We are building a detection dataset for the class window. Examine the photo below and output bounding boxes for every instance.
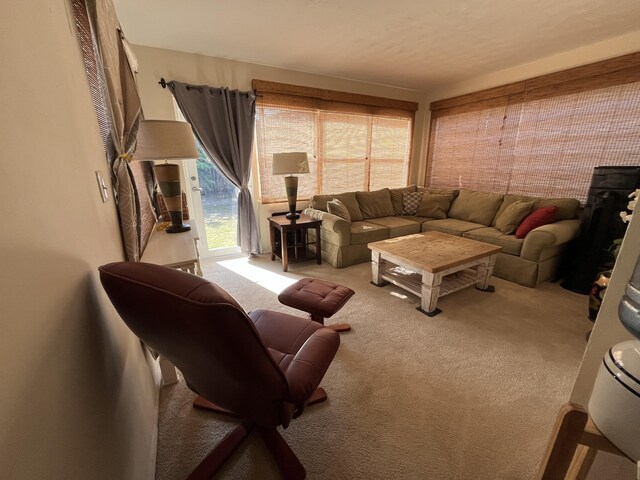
[426,53,640,203]
[254,81,417,203]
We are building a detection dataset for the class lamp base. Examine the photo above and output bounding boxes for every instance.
[165,224,191,234]
[284,175,299,221]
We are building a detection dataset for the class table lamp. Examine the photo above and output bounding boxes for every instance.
[272,152,309,220]
[135,120,198,233]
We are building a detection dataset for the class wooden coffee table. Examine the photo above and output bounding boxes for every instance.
[368,231,502,316]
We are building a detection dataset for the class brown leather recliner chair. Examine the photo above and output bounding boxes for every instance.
[99,262,340,480]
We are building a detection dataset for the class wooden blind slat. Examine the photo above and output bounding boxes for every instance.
[431,52,640,113]
[260,91,415,119]
[253,79,419,112]
[522,66,640,103]
[524,51,640,90]
[430,96,510,118]
[430,82,525,112]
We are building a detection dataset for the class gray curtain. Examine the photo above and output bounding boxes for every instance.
[169,81,261,255]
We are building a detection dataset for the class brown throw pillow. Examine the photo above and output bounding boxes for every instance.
[495,200,534,234]
[448,189,503,225]
[402,191,424,215]
[416,194,453,219]
[356,188,394,219]
[327,198,351,222]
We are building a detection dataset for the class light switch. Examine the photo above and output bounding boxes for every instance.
[95,171,109,203]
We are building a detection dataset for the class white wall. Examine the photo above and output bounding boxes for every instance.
[0,2,160,479]
[426,30,640,102]
[132,45,428,252]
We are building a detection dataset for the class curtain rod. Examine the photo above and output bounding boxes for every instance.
[158,77,262,97]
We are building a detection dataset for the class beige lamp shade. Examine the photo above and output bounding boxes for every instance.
[134,120,199,161]
[272,152,310,175]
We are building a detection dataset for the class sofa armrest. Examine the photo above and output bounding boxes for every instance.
[521,219,582,262]
[304,207,351,245]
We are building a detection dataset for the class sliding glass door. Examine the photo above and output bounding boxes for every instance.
[183,143,240,258]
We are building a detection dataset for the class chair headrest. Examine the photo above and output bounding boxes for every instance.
[99,261,244,310]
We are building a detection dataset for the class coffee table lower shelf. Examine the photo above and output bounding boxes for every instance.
[380,265,479,298]
[375,263,491,316]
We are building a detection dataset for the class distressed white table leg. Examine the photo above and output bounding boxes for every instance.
[419,271,443,316]
[476,254,496,292]
[371,251,387,286]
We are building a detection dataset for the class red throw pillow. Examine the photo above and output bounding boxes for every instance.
[515,206,558,239]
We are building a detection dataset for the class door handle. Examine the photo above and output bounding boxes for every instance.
[192,187,203,192]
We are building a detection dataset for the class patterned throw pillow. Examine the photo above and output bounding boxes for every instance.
[402,191,424,215]
[327,198,351,222]
[303,207,325,221]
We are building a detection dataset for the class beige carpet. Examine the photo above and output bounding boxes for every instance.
[155,254,593,480]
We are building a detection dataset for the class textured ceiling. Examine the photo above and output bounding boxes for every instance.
[113,0,640,91]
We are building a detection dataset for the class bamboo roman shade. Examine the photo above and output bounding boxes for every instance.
[427,53,640,203]
[254,80,417,203]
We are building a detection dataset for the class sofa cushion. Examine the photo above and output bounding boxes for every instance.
[356,188,395,219]
[389,186,416,215]
[416,193,454,219]
[495,200,534,234]
[516,206,557,239]
[448,190,504,226]
[462,227,524,256]
[402,191,424,215]
[311,192,363,222]
[422,218,486,236]
[491,194,533,226]
[350,221,389,245]
[366,216,421,238]
[399,215,429,225]
[327,198,351,222]
[533,198,580,220]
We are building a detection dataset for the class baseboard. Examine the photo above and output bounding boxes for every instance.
[147,347,164,480]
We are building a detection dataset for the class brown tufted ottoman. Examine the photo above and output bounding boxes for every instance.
[278,278,355,332]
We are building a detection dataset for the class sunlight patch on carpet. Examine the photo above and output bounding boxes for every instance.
[217,257,297,294]
[390,291,408,299]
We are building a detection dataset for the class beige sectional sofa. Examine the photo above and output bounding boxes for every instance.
[303,186,582,287]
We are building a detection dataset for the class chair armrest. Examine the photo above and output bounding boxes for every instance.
[304,208,351,245]
[521,219,582,262]
[284,328,340,405]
